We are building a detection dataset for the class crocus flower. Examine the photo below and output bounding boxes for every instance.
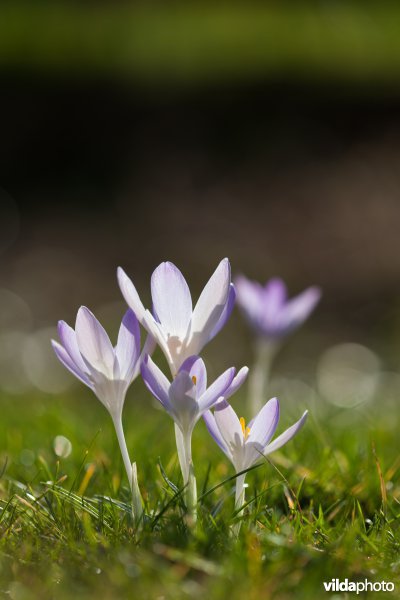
[141,354,248,519]
[118,258,235,376]
[52,307,150,522]
[235,276,321,414]
[203,398,308,513]
[235,276,321,340]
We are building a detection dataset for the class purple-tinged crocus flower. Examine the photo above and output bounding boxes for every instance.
[118,258,235,376]
[52,307,150,523]
[204,399,307,514]
[235,276,321,414]
[235,276,321,341]
[141,354,248,519]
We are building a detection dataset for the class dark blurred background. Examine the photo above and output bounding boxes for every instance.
[1,1,400,401]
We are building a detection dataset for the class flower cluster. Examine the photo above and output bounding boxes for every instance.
[53,258,318,527]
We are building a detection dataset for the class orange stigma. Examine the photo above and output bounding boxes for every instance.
[240,417,251,440]
[192,375,197,385]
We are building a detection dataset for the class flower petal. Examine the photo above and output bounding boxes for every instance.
[198,367,236,413]
[179,355,207,397]
[189,258,231,353]
[203,409,231,459]
[223,366,248,401]
[141,355,172,412]
[75,307,115,375]
[263,278,287,310]
[142,310,174,370]
[264,410,308,455]
[213,400,244,451]
[234,275,264,326]
[247,397,280,448]
[208,283,236,341]
[51,340,92,387]
[115,309,140,381]
[57,320,88,375]
[117,267,147,324]
[280,286,321,333]
[151,262,192,338]
[168,371,198,430]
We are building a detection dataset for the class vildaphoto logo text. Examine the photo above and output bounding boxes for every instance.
[323,578,395,594]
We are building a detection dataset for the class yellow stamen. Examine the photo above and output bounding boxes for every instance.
[192,375,197,385]
[240,417,251,440]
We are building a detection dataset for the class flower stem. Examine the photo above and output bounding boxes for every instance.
[113,415,144,525]
[174,424,197,524]
[232,473,246,538]
[249,338,278,415]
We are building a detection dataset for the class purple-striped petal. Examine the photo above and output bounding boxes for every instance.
[224,366,248,401]
[51,339,92,388]
[75,307,115,375]
[208,283,236,341]
[115,309,140,381]
[189,258,231,353]
[179,355,207,397]
[141,355,172,412]
[264,410,308,455]
[198,366,236,412]
[151,262,192,339]
[168,371,198,430]
[213,401,244,452]
[142,310,173,368]
[247,397,280,448]
[203,409,231,459]
[57,320,88,375]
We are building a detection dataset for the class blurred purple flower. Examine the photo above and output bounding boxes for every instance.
[204,398,307,511]
[118,258,235,375]
[235,276,321,340]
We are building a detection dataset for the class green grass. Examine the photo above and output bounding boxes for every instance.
[0,379,399,599]
[1,3,400,87]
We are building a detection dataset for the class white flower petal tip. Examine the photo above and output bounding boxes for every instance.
[52,307,142,419]
[119,259,234,375]
[235,274,321,340]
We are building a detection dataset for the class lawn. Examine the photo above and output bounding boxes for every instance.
[0,365,398,599]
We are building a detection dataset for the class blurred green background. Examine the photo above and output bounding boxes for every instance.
[1,1,400,389]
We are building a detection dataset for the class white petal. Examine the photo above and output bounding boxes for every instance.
[189,258,231,354]
[75,307,115,376]
[247,397,280,448]
[264,410,308,455]
[115,310,140,381]
[168,371,199,431]
[51,340,92,388]
[117,267,147,324]
[198,367,235,413]
[213,401,244,470]
[203,409,231,460]
[151,262,192,338]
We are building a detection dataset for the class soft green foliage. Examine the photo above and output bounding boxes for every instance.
[0,380,399,599]
[1,3,400,86]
